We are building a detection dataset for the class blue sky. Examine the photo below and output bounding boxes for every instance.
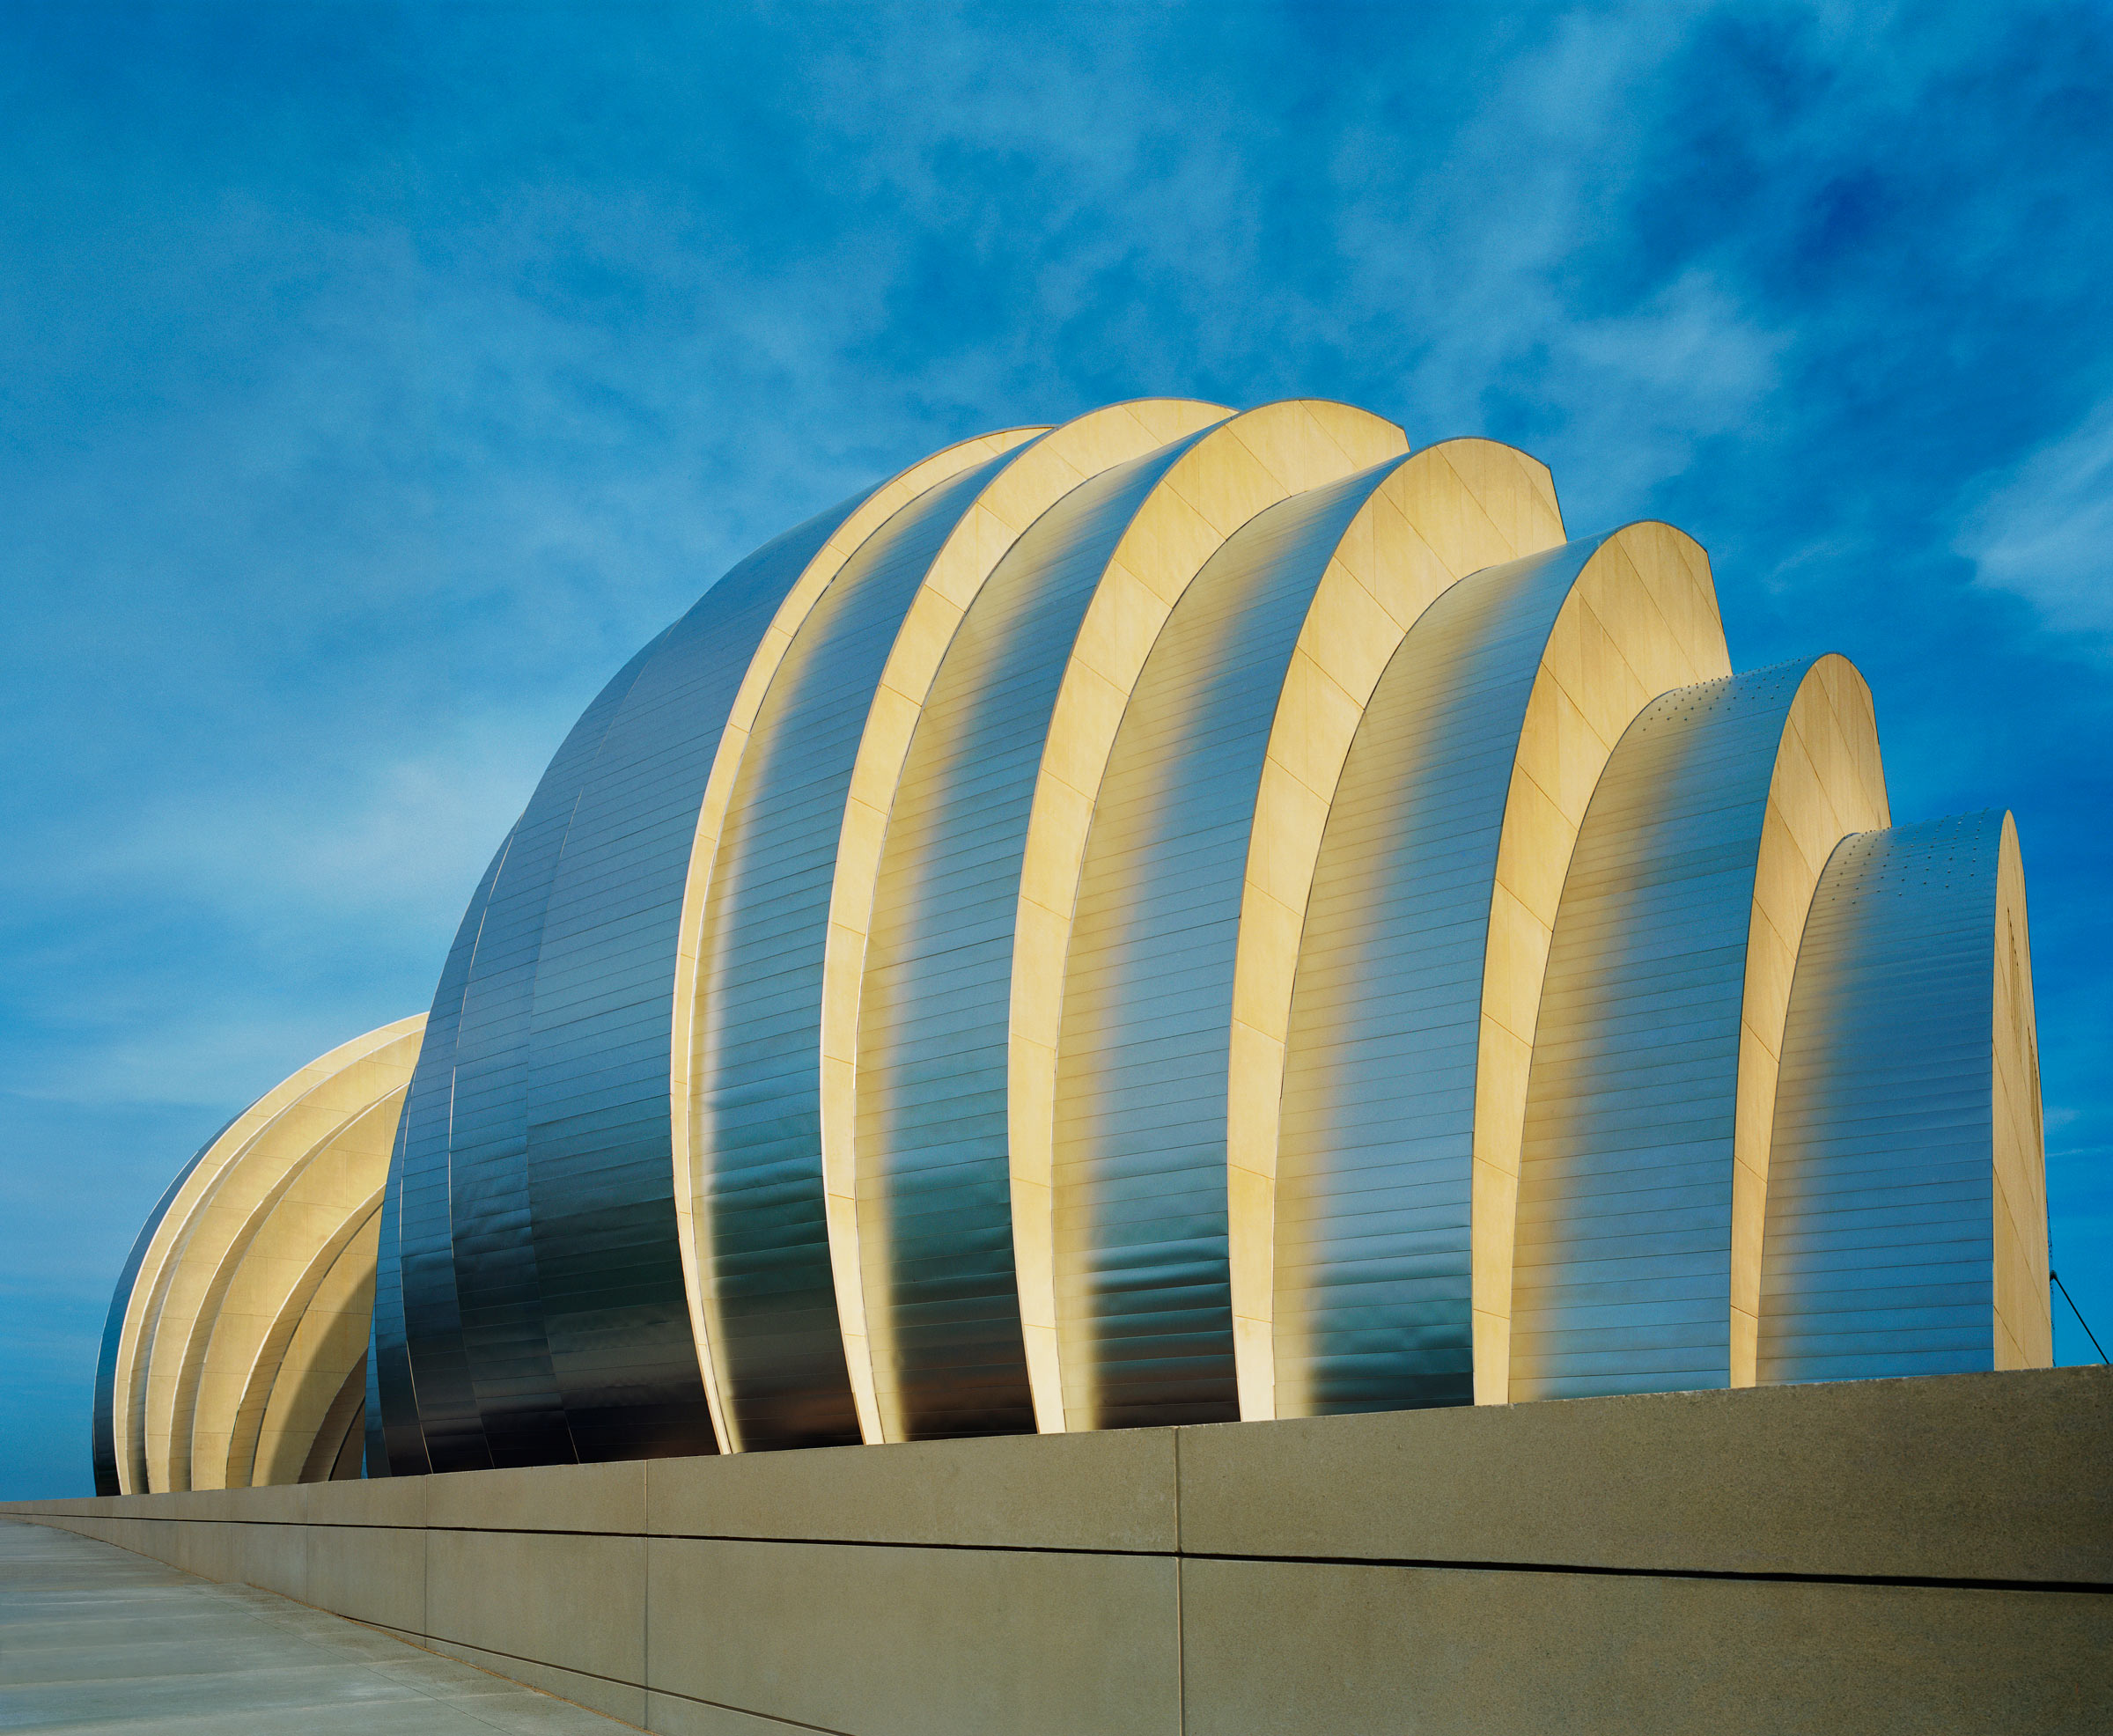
[4,1,2108,1497]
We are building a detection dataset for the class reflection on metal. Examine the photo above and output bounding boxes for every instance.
[386,426,1039,1472]
[854,425,1234,1444]
[1510,658,1888,1400]
[1053,464,1409,1431]
[692,455,1032,1452]
[106,399,2056,1485]
[1016,401,1409,1433]
[1273,523,1731,1417]
[820,401,1230,1444]
[1226,440,1569,1420]
[97,1017,423,1490]
[1760,813,2051,1379]
[671,429,1049,1454]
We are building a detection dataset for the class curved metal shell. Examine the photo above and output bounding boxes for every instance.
[814,401,1231,1444]
[1224,439,1569,1417]
[850,428,1234,1444]
[1271,525,1731,1417]
[85,396,2044,1491]
[1009,401,1410,1431]
[688,454,1028,1451]
[1051,465,1408,1431]
[1758,811,2050,1379]
[1509,657,1888,1400]
[382,429,1040,1471]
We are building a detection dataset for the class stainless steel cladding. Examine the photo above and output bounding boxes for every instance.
[100,401,2052,1490]
[1761,811,2050,1380]
[381,498,893,1473]
[1509,658,1891,1401]
[855,434,1217,1441]
[1277,537,1609,1416]
[1054,464,1405,1431]
[691,456,1020,1452]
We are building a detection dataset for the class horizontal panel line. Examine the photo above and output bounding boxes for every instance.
[372,1621,857,1736]
[39,1515,2108,1594]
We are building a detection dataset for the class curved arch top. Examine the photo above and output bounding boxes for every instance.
[102,1015,424,1492]
[92,394,2039,1492]
[1759,811,2050,1379]
[379,424,1040,1474]
[1008,400,1409,1431]
[812,399,1232,1444]
[1509,656,1888,1401]
[1270,522,1731,1420]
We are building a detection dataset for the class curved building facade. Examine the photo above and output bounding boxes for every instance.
[94,1017,424,1493]
[95,400,2052,1491]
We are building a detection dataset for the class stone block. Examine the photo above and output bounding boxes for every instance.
[645,1423,1176,1552]
[644,1534,1179,1736]
[1176,1367,2113,1583]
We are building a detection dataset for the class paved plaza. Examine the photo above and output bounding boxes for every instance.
[0,1519,628,1733]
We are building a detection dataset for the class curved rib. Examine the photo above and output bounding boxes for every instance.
[197,1085,401,1489]
[1270,524,1730,1419]
[255,1208,385,1485]
[658,427,1045,1453]
[1992,814,2050,1369]
[164,1030,423,1490]
[1008,400,1409,1433]
[1756,811,2050,1380]
[219,1173,387,1490]
[118,1015,423,1491]
[816,400,1229,1443]
[1510,655,1887,1400]
[95,1123,221,1493]
[848,428,1238,1447]
[1224,439,1567,1420]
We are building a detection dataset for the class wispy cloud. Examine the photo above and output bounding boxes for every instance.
[4,0,2111,1491]
[1955,397,2113,645]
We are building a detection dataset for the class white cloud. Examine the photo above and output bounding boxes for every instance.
[1955,397,2113,645]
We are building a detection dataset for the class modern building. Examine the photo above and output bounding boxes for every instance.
[92,399,2051,1496]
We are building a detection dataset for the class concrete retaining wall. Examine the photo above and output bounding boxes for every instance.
[8,1367,2109,1734]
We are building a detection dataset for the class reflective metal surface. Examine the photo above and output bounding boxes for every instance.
[1275,538,1608,1416]
[856,437,1212,1440]
[1759,812,2021,1380]
[82,398,2038,1490]
[1509,660,1837,1401]
[690,457,1016,1452]
[92,1122,225,1494]
[369,834,511,1477]
[381,501,869,1472]
[1054,466,1403,1431]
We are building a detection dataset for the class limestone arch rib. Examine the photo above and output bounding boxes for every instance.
[1006,399,1410,1434]
[159,1046,415,1489]
[107,1016,423,1491]
[114,1038,387,1494]
[251,1204,385,1485]
[1992,813,2050,1370]
[197,1086,403,1489]
[845,425,1241,1447]
[1756,810,2050,1381]
[1266,525,1729,1421]
[813,399,1232,1443]
[1509,656,1888,1401]
[1218,438,1569,1421]
[1472,522,1732,1402]
[663,426,1047,1453]
[682,439,1079,1453]
[93,1124,221,1494]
